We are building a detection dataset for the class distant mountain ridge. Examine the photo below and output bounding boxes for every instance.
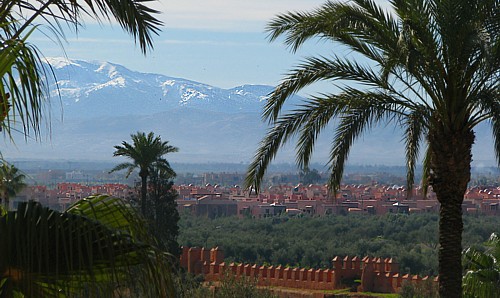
[0,58,495,166]
[45,57,275,118]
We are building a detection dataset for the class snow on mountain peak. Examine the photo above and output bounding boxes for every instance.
[234,89,248,96]
[40,57,304,116]
[45,57,81,69]
[179,87,208,104]
[89,77,127,92]
[95,62,119,78]
[162,80,176,87]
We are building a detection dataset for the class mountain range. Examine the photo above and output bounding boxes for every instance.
[45,57,276,117]
[0,57,496,168]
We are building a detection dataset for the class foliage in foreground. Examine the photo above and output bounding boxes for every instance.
[215,271,276,298]
[462,233,500,298]
[0,195,174,297]
[175,271,276,298]
[398,280,439,298]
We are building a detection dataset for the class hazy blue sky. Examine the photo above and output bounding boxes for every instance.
[33,1,388,89]
[13,1,497,166]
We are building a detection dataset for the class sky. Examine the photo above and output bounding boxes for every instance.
[13,1,498,167]
[32,0,356,89]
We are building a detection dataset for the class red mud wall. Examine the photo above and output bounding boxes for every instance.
[180,246,437,294]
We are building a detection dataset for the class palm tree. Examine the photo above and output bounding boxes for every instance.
[0,163,26,210]
[463,233,500,298]
[149,166,180,256]
[0,0,162,139]
[245,1,498,297]
[110,131,178,215]
[0,194,175,297]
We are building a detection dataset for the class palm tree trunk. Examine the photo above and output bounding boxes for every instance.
[428,127,474,298]
[141,174,148,216]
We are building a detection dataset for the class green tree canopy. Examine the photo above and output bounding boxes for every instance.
[0,163,26,210]
[245,1,499,296]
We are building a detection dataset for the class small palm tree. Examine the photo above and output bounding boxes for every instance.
[463,233,500,298]
[245,1,498,297]
[0,163,26,210]
[0,195,175,297]
[110,131,178,215]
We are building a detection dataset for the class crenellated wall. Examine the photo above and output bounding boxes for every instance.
[180,246,437,294]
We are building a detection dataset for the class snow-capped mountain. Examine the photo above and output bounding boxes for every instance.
[1,58,307,163]
[0,58,494,166]
[44,57,276,119]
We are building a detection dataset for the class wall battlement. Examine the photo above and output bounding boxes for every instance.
[180,246,437,294]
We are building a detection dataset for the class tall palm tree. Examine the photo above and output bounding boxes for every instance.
[463,233,500,298]
[0,0,162,140]
[0,163,26,210]
[245,1,499,297]
[0,194,175,297]
[149,166,180,256]
[110,131,178,215]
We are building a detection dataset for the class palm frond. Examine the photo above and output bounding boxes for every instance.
[266,9,319,51]
[327,93,391,193]
[245,111,309,192]
[0,0,163,149]
[0,25,49,139]
[67,195,151,242]
[463,233,500,298]
[263,55,409,122]
[267,0,399,56]
[472,89,500,167]
[490,118,500,169]
[109,162,135,178]
[403,110,427,194]
[151,158,176,179]
[12,0,162,54]
[296,88,409,170]
[0,198,174,297]
[421,145,431,199]
[295,95,347,170]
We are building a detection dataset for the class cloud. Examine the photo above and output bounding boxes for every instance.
[155,0,393,31]
[157,0,325,31]
[60,0,392,32]
[158,39,265,47]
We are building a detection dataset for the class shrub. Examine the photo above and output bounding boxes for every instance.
[398,280,438,298]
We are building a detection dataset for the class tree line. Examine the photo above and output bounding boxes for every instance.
[179,213,500,277]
